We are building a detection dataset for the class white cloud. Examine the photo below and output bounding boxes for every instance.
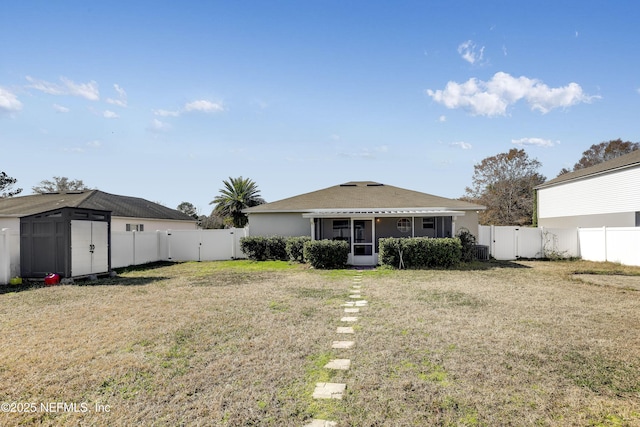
[450,141,472,150]
[426,72,596,116]
[438,115,446,122]
[26,75,99,100]
[147,118,171,133]
[457,40,485,65]
[184,99,225,113]
[0,87,23,113]
[512,137,556,147]
[53,103,70,113]
[153,109,181,117]
[106,83,127,107]
[103,110,119,119]
[86,140,102,148]
[61,77,99,100]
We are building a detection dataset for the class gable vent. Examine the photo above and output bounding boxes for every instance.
[366,183,384,187]
[340,183,357,187]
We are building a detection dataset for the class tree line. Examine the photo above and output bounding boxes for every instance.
[1,139,637,227]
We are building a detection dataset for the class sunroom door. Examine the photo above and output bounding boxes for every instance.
[352,219,375,265]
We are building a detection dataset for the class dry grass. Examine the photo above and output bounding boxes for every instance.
[0,260,638,426]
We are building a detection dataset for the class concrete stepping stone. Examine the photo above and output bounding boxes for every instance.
[350,289,361,293]
[304,420,337,427]
[341,316,358,322]
[355,300,368,306]
[349,294,362,299]
[352,285,361,289]
[313,382,346,399]
[344,308,359,313]
[336,326,354,334]
[332,340,355,349]
[324,359,351,370]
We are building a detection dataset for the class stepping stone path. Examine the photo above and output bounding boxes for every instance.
[309,269,368,426]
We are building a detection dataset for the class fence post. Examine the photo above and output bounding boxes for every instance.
[603,226,607,262]
[167,230,172,260]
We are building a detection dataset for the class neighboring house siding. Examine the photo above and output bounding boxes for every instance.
[0,218,18,230]
[111,217,198,232]
[538,166,640,227]
[247,213,310,237]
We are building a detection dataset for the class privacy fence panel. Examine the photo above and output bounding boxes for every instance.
[578,227,640,266]
[478,225,579,261]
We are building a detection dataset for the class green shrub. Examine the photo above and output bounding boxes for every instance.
[378,237,462,269]
[456,228,477,263]
[303,240,349,269]
[240,236,288,261]
[285,236,311,262]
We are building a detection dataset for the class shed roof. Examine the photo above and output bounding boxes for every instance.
[244,181,485,213]
[537,149,640,189]
[0,190,195,221]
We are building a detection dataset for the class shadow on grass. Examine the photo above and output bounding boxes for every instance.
[453,260,532,270]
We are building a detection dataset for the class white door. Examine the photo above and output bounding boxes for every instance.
[91,221,109,273]
[351,219,375,265]
[71,220,109,276]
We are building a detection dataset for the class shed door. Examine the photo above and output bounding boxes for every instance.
[71,221,109,276]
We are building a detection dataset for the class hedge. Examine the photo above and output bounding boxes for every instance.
[239,236,288,261]
[378,237,462,269]
[303,239,349,269]
[285,236,311,262]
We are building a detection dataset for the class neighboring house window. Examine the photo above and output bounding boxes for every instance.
[636,212,640,227]
[332,220,350,241]
[397,218,411,233]
[126,224,144,232]
[422,218,435,229]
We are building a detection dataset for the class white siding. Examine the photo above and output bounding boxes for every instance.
[111,217,198,232]
[538,167,640,219]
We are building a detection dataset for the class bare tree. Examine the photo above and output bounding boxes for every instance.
[558,139,639,176]
[464,148,546,226]
[32,176,91,194]
[0,171,22,198]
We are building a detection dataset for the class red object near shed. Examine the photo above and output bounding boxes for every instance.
[44,273,60,286]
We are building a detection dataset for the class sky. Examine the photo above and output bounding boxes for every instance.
[1,1,639,215]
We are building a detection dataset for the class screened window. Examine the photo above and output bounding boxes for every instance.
[397,218,411,233]
[422,218,435,229]
[126,224,144,232]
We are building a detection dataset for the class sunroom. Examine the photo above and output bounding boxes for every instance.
[303,209,464,265]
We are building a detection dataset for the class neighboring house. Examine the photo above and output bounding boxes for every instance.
[0,190,198,232]
[537,150,640,228]
[0,190,197,280]
[243,181,485,266]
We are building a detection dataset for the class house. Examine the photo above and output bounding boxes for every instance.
[0,190,198,232]
[0,190,197,280]
[243,181,485,265]
[536,150,640,228]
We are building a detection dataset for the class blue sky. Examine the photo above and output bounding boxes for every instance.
[1,1,639,215]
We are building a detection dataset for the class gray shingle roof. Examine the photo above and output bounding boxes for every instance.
[244,181,485,213]
[537,149,640,189]
[0,190,195,221]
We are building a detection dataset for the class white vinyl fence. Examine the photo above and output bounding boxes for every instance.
[111,228,248,268]
[0,228,20,285]
[1,228,248,284]
[578,227,640,266]
[478,225,640,266]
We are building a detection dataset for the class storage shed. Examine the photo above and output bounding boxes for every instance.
[20,207,111,280]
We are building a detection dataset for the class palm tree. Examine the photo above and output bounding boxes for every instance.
[209,176,265,228]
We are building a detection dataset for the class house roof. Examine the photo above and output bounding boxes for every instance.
[244,181,485,213]
[0,190,195,221]
[537,149,640,189]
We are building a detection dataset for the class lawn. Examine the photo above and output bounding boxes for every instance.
[0,260,638,426]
